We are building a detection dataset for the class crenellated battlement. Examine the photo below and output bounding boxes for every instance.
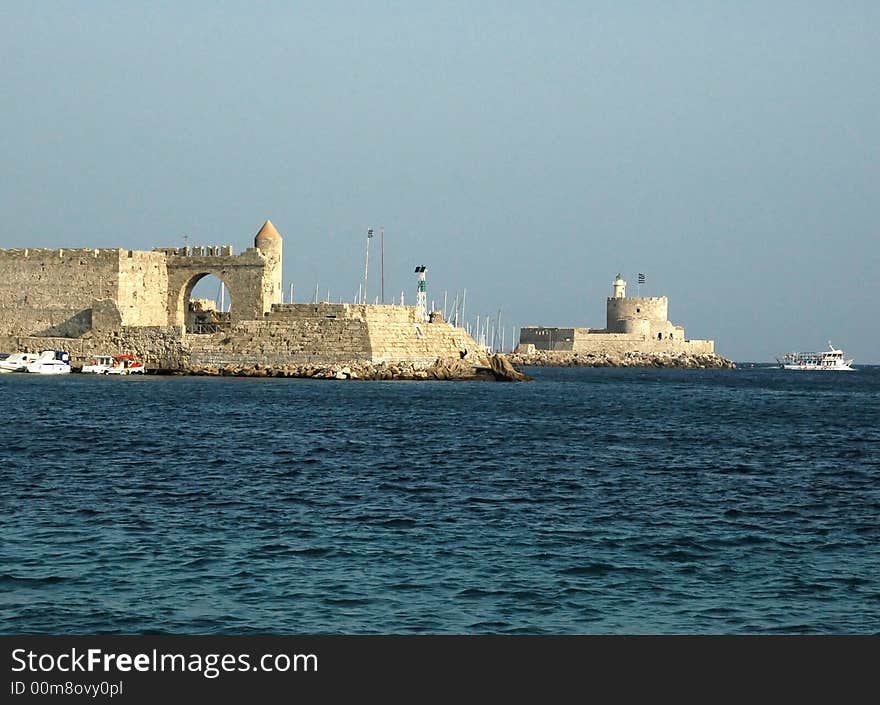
[0,219,285,336]
[154,244,235,258]
[0,247,127,262]
[606,296,666,304]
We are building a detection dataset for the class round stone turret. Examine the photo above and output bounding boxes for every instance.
[254,219,283,308]
[255,219,282,253]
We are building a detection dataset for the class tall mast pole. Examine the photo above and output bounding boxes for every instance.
[380,227,385,304]
[363,228,373,304]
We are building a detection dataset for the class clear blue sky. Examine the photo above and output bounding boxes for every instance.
[1,2,878,362]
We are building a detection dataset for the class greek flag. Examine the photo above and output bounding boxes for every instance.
[367,228,374,238]
[638,273,646,284]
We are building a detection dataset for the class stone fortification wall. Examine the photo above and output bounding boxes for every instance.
[518,327,580,351]
[571,330,714,355]
[193,303,479,368]
[0,221,284,339]
[187,317,373,367]
[0,248,124,336]
[0,302,483,371]
[266,303,416,324]
[115,251,169,327]
[0,308,93,338]
[519,326,714,355]
[367,319,478,365]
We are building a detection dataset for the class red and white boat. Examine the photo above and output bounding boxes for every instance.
[81,354,146,375]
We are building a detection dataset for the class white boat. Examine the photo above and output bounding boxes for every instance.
[776,342,854,371]
[25,350,71,375]
[82,354,145,375]
[0,352,40,373]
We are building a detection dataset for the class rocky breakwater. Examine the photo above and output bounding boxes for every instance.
[507,350,736,369]
[182,353,531,382]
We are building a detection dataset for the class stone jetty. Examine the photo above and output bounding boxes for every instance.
[506,349,735,369]
[178,353,532,382]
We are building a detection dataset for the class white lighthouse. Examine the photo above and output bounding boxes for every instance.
[612,273,626,299]
[414,265,428,322]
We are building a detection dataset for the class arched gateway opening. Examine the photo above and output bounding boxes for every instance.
[184,273,232,334]
[162,222,284,330]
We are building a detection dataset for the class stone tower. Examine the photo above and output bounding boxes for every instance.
[606,273,672,337]
[254,219,283,310]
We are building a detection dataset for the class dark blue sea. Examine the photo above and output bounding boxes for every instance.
[2,366,879,634]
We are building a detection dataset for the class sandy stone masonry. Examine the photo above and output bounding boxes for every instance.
[0,220,483,370]
[518,274,716,357]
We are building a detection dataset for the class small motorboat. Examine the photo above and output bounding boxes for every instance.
[81,354,145,375]
[106,354,145,375]
[0,352,40,373]
[25,350,71,375]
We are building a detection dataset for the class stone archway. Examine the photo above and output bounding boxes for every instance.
[182,273,233,333]
[165,248,274,328]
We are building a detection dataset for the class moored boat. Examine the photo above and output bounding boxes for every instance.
[775,342,854,371]
[81,355,115,374]
[106,354,145,375]
[0,352,40,373]
[25,350,71,374]
[82,355,146,375]
[82,354,145,375]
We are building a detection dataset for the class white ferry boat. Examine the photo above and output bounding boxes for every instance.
[776,342,854,371]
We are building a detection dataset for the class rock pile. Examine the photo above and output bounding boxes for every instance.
[506,350,735,369]
[180,353,532,381]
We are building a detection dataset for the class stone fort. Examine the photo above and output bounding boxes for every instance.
[518,274,714,355]
[0,220,478,368]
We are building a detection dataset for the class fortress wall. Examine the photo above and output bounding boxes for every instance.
[267,303,417,324]
[0,248,121,307]
[0,307,92,337]
[186,318,373,367]
[116,251,169,326]
[518,327,579,351]
[0,248,123,336]
[519,327,714,356]
[185,305,478,368]
[677,339,714,355]
[571,331,713,355]
[367,320,479,366]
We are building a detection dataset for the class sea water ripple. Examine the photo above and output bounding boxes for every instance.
[1,366,878,633]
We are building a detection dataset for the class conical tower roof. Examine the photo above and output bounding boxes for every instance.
[255,219,282,240]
